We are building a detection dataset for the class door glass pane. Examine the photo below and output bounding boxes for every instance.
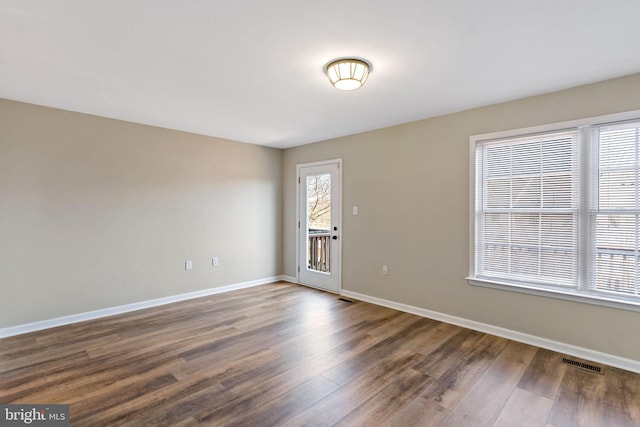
[307,174,331,272]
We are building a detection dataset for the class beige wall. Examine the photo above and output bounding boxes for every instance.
[0,99,282,328]
[283,73,640,362]
[3,73,640,362]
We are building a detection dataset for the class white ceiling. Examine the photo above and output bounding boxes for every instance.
[2,1,640,149]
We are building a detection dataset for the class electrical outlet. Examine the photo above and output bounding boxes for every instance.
[212,257,219,266]
[382,265,389,275]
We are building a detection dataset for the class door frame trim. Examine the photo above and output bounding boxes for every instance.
[296,159,343,293]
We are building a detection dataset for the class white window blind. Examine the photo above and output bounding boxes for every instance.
[591,122,640,297]
[475,130,580,288]
[471,114,640,310]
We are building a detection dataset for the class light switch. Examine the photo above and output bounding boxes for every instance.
[353,206,358,215]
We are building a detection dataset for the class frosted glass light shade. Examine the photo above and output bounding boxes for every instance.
[325,58,370,91]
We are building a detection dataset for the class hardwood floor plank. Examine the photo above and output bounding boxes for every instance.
[268,309,406,365]
[385,395,450,427]
[548,365,607,427]
[83,373,228,426]
[197,375,339,425]
[320,317,456,387]
[281,349,424,427]
[419,333,509,410]
[113,352,286,425]
[412,328,485,378]
[0,333,120,373]
[438,342,536,426]
[366,312,434,340]
[0,351,92,401]
[220,331,381,403]
[27,353,184,404]
[549,363,640,427]
[517,348,567,399]
[368,314,461,357]
[0,282,638,426]
[400,321,462,356]
[498,340,538,365]
[603,366,640,425]
[70,372,180,421]
[334,366,434,426]
[494,387,554,427]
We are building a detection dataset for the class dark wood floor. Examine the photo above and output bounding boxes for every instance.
[1,282,639,426]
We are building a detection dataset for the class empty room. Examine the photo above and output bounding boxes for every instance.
[1,1,640,426]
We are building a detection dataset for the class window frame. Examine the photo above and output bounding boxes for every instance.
[468,110,640,312]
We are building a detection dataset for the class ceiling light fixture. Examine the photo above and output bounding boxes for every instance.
[324,58,371,91]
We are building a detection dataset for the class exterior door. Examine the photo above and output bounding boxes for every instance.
[298,160,341,292]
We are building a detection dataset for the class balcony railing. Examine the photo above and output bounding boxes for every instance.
[595,249,639,295]
[308,231,331,272]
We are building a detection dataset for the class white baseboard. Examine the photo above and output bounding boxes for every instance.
[0,276,282,339]
[7,278,635,374]
[340,289,640,374]
[279,275,298,284]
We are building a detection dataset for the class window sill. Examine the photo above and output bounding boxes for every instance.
[467,277,640,313]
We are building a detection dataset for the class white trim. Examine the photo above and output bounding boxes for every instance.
[468,132,478,279]
[340,289,640,374]
[468,277,640,313]
[297,281,340,295]
[0,276,281,338]
[280,275,298,284]
[295,158,344,169]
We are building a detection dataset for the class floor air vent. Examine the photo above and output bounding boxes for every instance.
[562,357,603,374]
[338,298,353,303]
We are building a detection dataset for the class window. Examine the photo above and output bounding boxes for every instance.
[469,113,640,311]
[592,123,640,298]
